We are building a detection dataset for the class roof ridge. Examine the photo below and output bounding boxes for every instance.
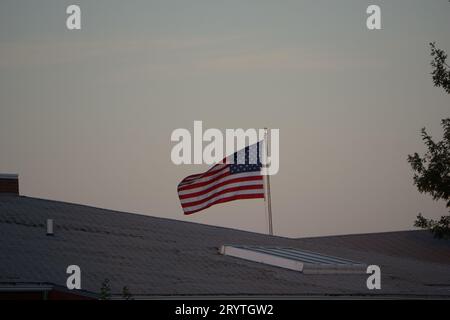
[296,229,424,240]
[9,195,291,239]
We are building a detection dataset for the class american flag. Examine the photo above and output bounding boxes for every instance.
[177,142,265,215]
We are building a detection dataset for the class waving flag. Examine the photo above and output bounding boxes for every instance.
[177,142,265,215]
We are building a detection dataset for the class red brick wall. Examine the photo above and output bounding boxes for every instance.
[0,178,19,194]
[0,290,95,300]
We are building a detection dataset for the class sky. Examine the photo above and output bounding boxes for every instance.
[0,0,449,238]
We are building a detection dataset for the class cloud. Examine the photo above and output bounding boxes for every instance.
[0,34,246,69]
[0,34,386,87]
[193,48,387,72]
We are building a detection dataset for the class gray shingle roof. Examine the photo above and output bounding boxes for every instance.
[1,194,450,298]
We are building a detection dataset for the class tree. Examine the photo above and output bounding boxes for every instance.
[100,278,111,300]
[122,286,133,300]
[407,42,450,239]
[408,119,450,238]
[430,42,450,94]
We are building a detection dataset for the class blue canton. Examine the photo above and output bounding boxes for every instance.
[229,142,262,174]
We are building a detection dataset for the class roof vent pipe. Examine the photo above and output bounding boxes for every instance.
[46,219,54,236]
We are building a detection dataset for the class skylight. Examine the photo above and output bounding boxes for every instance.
[220,245,367,274]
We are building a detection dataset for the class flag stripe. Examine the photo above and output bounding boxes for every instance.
[179,176,263,199]
[179,164,227,185]
[181,184,264,207]
[178,172,262,196]
[183,192,265,215]
[178,169,231,191]
[178,164,229,186]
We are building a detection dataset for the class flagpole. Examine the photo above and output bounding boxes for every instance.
[264,128,273,236]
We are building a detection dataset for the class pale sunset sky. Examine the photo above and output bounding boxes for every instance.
[0,0,449,237]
